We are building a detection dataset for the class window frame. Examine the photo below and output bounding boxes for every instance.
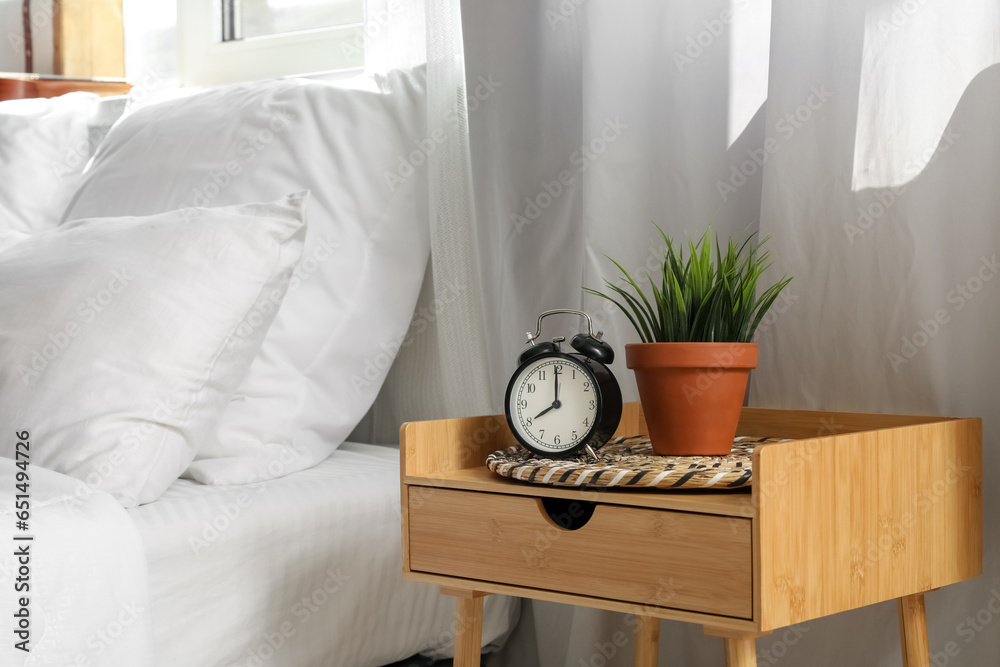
[176,0,364,87]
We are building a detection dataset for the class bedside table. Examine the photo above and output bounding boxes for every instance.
[400,403,981,667]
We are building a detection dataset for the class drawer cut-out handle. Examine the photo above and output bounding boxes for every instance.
[540,497,597,530]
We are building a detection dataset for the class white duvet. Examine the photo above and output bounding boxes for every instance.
[0,455,155,666]
[0,444,517,667]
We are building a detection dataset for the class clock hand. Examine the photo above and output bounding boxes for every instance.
[553,368,560,403]
[534,404,555,420]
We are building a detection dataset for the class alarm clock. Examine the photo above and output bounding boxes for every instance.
[504,309,623,459]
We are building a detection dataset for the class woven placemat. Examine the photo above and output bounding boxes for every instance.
[486,435,788,490]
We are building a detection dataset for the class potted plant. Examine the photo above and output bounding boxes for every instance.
[585,228,791,456]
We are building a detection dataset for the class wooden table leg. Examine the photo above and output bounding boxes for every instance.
[441,587,486,667]
[898,593,931,667]
[634,615,660,667]
[723,636,757,667]
[704,627,766,667]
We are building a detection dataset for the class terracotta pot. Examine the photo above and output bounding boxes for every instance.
[625,342,758,456]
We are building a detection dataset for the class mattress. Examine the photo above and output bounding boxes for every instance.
[128,443,518,667]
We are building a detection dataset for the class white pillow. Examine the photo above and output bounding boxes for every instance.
[63,70,430,485]
[0,92,98,233]
[0,193,307,506]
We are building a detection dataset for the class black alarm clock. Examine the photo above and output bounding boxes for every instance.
[504,309,623,459]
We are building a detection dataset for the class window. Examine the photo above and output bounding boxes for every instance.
[223,0,364,42]
[174,0,364,86]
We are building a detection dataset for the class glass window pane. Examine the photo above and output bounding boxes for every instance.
[238,0,363,39]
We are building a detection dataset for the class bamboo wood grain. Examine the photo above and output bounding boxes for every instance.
[401,403,982,662]
[633,616,660,667]
[405,570,760,632]
[724,635,758,667]
[408,487,753,618]
[754,418,982,630]
[400,402,959,478]
[404,467,751,516]
[898,593,930,667]
[440,587,488,598]
[54,0,125,78]
[452,595,484,667]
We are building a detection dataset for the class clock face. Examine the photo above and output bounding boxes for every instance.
[507,355,599,454]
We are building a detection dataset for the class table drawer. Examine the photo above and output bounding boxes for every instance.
[407,487,752,619]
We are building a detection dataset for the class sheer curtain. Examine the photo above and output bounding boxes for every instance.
[448,1,1000,666]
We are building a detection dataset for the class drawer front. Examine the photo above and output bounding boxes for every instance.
[407,487,752,619]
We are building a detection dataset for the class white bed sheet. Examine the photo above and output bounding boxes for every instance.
[0,456,154,667]
[128,442,517,667]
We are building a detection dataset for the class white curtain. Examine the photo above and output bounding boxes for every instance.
[443,1,1000,666]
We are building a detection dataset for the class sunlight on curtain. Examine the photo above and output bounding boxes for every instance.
[361,0,496,437]
[457,1,1000,666]
[365,0,426,73]
[852,0,1000,190]
[754,2,1000,666]
[123,0,179,87]
[727,0,771,147]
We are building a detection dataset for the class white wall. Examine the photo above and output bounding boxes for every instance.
[0,0,54,74]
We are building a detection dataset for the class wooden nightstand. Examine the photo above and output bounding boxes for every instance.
[400,403,981,667]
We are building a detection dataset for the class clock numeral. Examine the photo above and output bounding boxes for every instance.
[571,369,576,379]
[583,381,590,392]
[537,370,546,380]
[539,429,545,438]
[526,417,533,427]
[583,417,589,426]
[519,399,528,409]
[554,365,563,373]
[526,383,536,393]
[553,435,561,445]
[571,430,578,440]
[589,399,596,410]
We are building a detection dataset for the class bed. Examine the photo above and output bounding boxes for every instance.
[0,66,518,666]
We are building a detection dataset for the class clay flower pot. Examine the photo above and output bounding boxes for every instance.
[625,342,758,456]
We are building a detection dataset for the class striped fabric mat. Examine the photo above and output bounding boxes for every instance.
[486,435,788,490]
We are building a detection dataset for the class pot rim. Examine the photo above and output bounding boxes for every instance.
[624,341,758,369]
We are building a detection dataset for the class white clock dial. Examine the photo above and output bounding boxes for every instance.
[508,356,598,453]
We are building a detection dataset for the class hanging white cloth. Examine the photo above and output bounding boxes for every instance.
[452,1,1000,666]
